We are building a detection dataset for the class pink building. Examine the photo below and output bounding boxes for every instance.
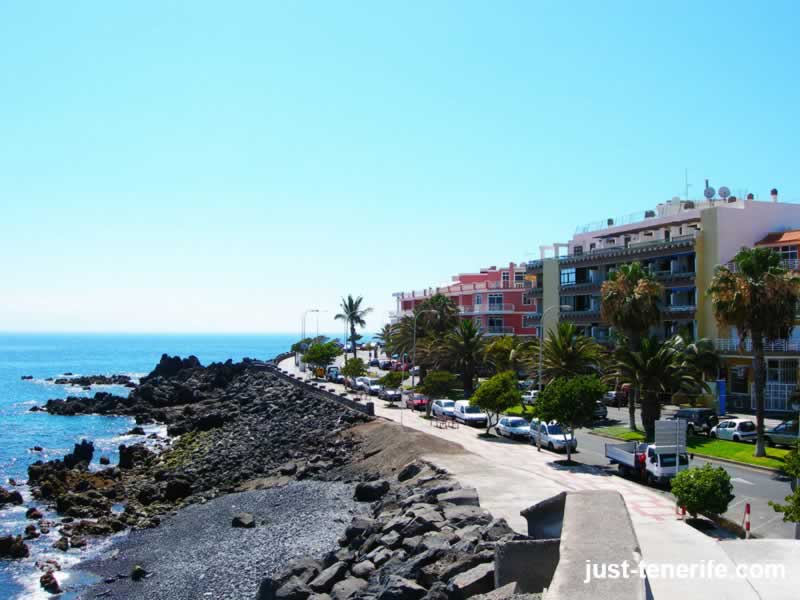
[392,263,540,337]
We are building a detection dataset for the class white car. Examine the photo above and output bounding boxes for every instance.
[710,418,757,442]
[362,377,383,396]
[521,390,539,406]
[453,401,488,427]
[529,419,577,452]
[496,417,531,439]
[431,399,456,418]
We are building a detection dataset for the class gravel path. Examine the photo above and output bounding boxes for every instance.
[76,481,362,600]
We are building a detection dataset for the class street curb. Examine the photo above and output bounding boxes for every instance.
[586,430,783,475]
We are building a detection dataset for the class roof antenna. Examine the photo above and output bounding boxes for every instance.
[684,168,691,200]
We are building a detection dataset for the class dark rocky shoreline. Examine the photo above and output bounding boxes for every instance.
[7,354,523,599]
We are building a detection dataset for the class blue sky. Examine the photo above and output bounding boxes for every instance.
[2,1,799,333]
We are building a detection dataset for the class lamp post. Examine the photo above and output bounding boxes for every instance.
[299,308,320,372]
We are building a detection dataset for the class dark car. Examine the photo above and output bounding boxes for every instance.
[368,358,380,367]
[379,388,401,402]
[668,407,719,436]
[379,359,392,370]
[593,401,608,421]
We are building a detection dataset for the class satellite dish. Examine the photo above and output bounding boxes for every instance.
[718,186,731,199]
[704,186,716,199]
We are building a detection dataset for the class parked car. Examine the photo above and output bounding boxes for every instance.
[710,418,757,442]
[529,419,577,452]
[404,393,430,411]
[603,385,629,407]
[392,361,410,372]
[765,419,799,447]
[353,376,370,392]
[431,399,456,418]
[521,390,539,406]
[593,401,608,421]
[325,366,344,383]
[606,441,688,486]
[368,358,380,367]
[453,401,488,427]
[379,359,392,370]
[518,380,535,391]
[668,407,719,436]
[379,387,401,402]
[496,417,531,439]
[362,377,383,395]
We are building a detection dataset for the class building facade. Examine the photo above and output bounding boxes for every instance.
[392,263,541,337]
[393,194,800,413]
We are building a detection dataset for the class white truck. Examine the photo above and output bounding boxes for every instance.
[605,441,689,485]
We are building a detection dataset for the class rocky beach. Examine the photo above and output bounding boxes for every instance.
[3,352,526,600]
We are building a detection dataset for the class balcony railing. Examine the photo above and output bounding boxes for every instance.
[559,232,698,264]
[725,258,800,273]
[484,326,514,335]
[395,279,531,300]
[716,338,800,353]
[459,304,515,314]
[752,383,798,412]
[663,304,696,313]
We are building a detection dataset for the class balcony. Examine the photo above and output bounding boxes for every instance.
[560,308,601,321]
[752,383,798,412]
[389,309,414,321]
[716,338,800,354]
[559,233,697,267]
[726,258,800,273]
[663,304,696,314]
[459,303,515,315]
[484,325,514,336]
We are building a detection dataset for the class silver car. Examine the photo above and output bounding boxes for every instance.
[431,399,456,418]
[496,417,531,439]
[765,420,799,448]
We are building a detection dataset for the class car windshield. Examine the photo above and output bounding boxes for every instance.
[547,424,564,435]
[464,406,482,414]
[367,378,380,385]
[659,453,689,467]
[508,418,528,427]
[440,400,455,407]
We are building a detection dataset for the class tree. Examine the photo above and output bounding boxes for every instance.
[470,371,521,435]
[302,341,342,375]
[485,336,534,375]
[607,336,706,441]
[379,370,404,389]
[601,262,664,430]
[340,357,367,385]
[769,443,800,528]
[335,295,373,360]
[532,375,605,463]
[291,336,328,353]
[417,370,458,416]
[374,323,396,356]
[670,464,735,518]
[708,247,800,456]
[439,320,486,397]
[538,322,602,382]
[415,294,459,336]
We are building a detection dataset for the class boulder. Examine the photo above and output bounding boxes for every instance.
[309,561,349,593]
[0,535,30,559]
[446,562,494,599]
[26,507,43,520]
[232,512,256,528]
[53,537,69,551]
[64,439,94,469]
[131,565,148,581]
[397,463,423,482]
[344,517,375,542]
[377,575,427,600]
[40,571,62,594]
[99,456,111,465]
[351,560,375,579]
[164,478,193,501]
[437,488,479,507]
[276,576,313,600]
[354,480,390,502]
[442,505,491,527]
[330,576,367,600]
[0,487,24,507]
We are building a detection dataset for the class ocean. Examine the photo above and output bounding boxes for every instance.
[0,333,303,599]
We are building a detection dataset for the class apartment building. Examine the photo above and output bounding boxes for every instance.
[392,263,540,337]
[529,194,800,413]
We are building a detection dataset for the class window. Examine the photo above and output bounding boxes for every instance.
[589,243,596,251]
[767,359,798,384]
[573,245,583,256]
[522,293,532,305]
[514,271,524,283]
[561,268,576,286]
[523,314,538,328]
[502,272,510,287]
[475,294,483,305]
[779,245,798,261]
[488,293,503,308]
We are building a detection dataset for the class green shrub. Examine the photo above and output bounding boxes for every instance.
[378,371,404,389]
[670,463,734,517]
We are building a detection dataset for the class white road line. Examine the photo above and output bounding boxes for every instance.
[731,477,754,485]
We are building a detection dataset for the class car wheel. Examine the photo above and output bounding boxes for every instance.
[733,434,740,442]
[547,442,555,451]
[764,436,773,447]
[687,425,695,436]
[710,431,716,439]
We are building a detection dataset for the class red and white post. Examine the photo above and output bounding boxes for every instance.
[744,503,751,539]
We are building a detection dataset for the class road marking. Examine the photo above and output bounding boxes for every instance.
[731,477,754,485]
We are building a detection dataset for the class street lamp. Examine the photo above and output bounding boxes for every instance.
[411,309,438,389]
[538,304,573,393]
[299,308,320,371]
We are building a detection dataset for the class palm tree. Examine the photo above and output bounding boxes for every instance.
[439,320,486,396]
[415,294,459,336]
[335,295,373,360]
[601,262,663,429]
[608,336,705,441]
[374,323,396,357]
[708,247,800,456]
[537,322,602,382]
[485,336,535,375]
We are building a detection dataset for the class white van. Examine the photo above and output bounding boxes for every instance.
[453,401,488,427]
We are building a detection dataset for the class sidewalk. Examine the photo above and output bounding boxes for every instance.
[277,354,782,599]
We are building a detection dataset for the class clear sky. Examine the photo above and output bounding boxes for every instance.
[2,1,799,334]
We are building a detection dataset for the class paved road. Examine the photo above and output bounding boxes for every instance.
[296,352,796,539]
